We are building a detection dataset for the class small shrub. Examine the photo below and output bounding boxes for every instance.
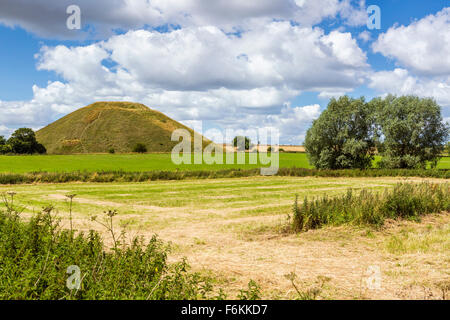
[108,148,115,154]
[132,143,147,153]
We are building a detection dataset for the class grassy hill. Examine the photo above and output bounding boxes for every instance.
[36,102,209,154]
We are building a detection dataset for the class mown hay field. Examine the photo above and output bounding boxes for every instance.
[2,176,448,299]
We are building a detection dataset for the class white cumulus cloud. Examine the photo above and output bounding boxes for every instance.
[372,8,450,76]
[368,68,450,107]
[0,0,368,39]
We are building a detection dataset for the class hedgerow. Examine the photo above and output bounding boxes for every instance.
[0,167,448,185]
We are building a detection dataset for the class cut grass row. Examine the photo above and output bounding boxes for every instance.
[0,177,406,229]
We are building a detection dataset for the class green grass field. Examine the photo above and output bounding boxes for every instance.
[0,153,449,173]
[0,153,312,173]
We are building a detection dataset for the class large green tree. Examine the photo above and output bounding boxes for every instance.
[376,95,448,169]
[0,135,12,154]
[7,128,46,154]
[304,96,376,169]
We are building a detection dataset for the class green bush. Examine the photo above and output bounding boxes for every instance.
[291,183,449,232]
[0,201,215,300]
[0,135,12,155]
[108,148,115,154]
[0,144,12,155]
[132,143,147,153]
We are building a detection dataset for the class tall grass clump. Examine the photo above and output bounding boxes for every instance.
[0,198,216,300]
[291,183,449,232]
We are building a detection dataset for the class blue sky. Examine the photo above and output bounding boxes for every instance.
[0,0,449,143]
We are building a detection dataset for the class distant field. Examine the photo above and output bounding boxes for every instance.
[0,153,313,173]
[0,153,449,173]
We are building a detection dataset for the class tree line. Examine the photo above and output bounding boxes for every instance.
[305,95,449,169]
[0,128,46,155]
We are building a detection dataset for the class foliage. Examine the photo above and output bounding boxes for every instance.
[132,143,147,153]
[304,95,448,170]
[373,95,449,169]
[0,167,448,185]
[232,136,252,151]
[0,141,12,155]
[108,148,115,154]
[237,280,261,300]
[305,96,376,169]
[290,183,449,232]
[6,128,46,154]
[0,200,216,300]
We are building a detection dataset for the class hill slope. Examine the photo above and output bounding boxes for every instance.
[36,102,208,154]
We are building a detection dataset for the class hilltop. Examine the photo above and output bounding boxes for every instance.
[36,102,207,154]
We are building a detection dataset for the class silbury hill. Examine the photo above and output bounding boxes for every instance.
[36,102,209,154]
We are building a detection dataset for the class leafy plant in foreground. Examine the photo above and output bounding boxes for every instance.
[0,197,216,300]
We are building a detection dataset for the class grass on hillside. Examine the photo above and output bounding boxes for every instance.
[36,102,208,154]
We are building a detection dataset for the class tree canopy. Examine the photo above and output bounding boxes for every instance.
[5,128,46,154]
[232,136,252,151]
[375,95,448,169]
[305,95,448,170]
[304,96,376,169]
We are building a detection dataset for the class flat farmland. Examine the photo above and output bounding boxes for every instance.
[2,176,448,299]
[0,153,311,173]
[0,153,449,173]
